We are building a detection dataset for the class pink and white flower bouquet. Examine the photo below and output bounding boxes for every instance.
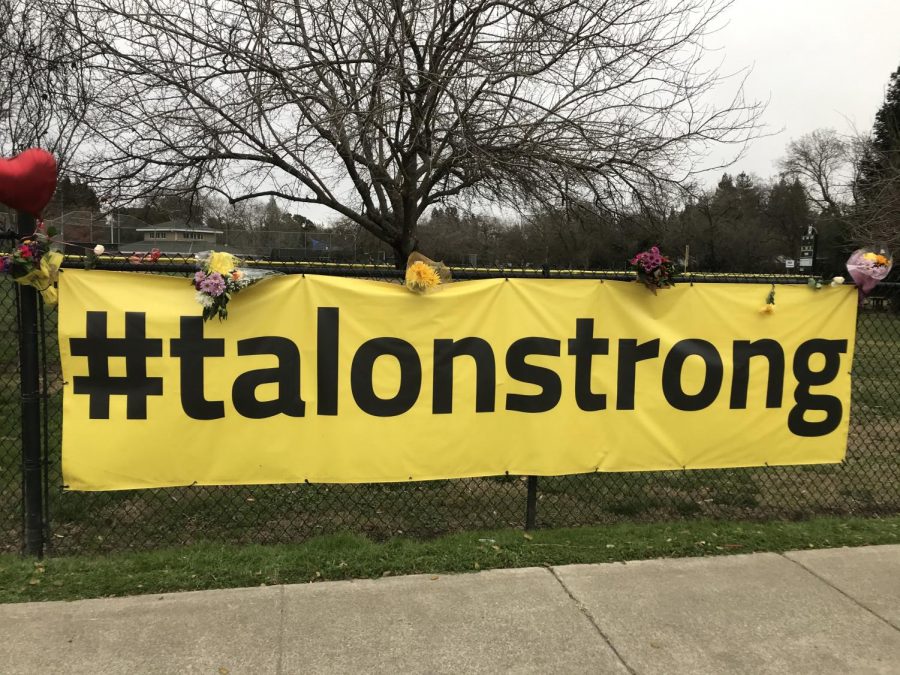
[192,251,278,321]
[627,246,676,294]
[846,247,893,302]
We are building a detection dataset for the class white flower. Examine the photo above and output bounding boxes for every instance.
[194,291,215,308]
[831,276,845,287]
[93,244,105,255]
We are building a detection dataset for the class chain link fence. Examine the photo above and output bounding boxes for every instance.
[0,280,23,553]
[3,254,899,555]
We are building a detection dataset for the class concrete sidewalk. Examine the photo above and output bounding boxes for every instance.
[1,545,899,674]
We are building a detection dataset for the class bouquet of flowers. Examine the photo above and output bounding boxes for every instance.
[846,247,893,303]
[128,248,162,265]
[627,246,676,294]
[0,233,64,305]
[405,251,451,294]
[192,251,277,321]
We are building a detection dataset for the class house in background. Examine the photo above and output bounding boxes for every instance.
[123,221,241,255]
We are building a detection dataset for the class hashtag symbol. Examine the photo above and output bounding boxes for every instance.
[70,312,164,419]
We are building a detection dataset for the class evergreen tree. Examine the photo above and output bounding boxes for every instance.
[853,64,900,251]
[45,176,101,217]
[871,66,900,161]
[765,178,810,259]
[262,197,281,231]
[858,65,900,192]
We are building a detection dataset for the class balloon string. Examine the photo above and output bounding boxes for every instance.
[15,222,157,259]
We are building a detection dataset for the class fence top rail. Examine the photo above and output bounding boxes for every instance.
[57,254,891,286]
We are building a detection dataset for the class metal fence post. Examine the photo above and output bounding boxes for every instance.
[525,476,538,530]
[522,265,553,530]
[17,210,44,558]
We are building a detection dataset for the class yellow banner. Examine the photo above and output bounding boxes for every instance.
[58,269,857,490]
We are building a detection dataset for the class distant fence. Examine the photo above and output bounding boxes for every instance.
[2,251,899,556]
[40,210,369,261]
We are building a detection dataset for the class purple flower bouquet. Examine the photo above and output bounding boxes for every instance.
[846,247,892,304]
[627,246,676,294]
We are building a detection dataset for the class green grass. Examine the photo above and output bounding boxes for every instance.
[1,516,899,603]
[853,310,900,413]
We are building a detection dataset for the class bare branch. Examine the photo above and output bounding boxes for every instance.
[0,0,93,172]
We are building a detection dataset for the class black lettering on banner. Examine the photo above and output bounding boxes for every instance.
[232,337,306,418]
[317,307,340,415]
[351,338,422,416]
[170,316,225,419]
[67,304,851,439]
[567,318,609,411]
[433,338,496,414]
[730,339,784,409]
[789,339,847,437]
[70,311,163,419]
[616,338,660,410]
[662,339,723,411]
[505,337,561,413]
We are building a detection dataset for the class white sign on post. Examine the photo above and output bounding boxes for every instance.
[785,259,795,269]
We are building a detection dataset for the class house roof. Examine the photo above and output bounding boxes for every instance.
[135,220,223,234]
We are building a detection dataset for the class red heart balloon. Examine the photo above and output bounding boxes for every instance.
[0,149,58,217]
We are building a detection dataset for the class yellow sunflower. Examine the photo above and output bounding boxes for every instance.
[405,261,441,293]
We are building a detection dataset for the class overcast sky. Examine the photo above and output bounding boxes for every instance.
[704,0,900,182]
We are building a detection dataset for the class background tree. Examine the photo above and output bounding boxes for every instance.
[777,129,856,272]
[857,65,900,191]
[680,174,737,271]
[764,176,810,260]
[674,173,781,272]
[43,176,100,217]
[852,65,900,250]
[778,129,850,216]
[67,0,759,265]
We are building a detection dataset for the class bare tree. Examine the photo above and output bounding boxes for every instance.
[778,129,852,216]
[779,129,900,250]
[65,0,760,264]
[0,0,92,171]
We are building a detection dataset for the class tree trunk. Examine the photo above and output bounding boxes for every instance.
[393,206,419,269]
[393,233,419,269]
